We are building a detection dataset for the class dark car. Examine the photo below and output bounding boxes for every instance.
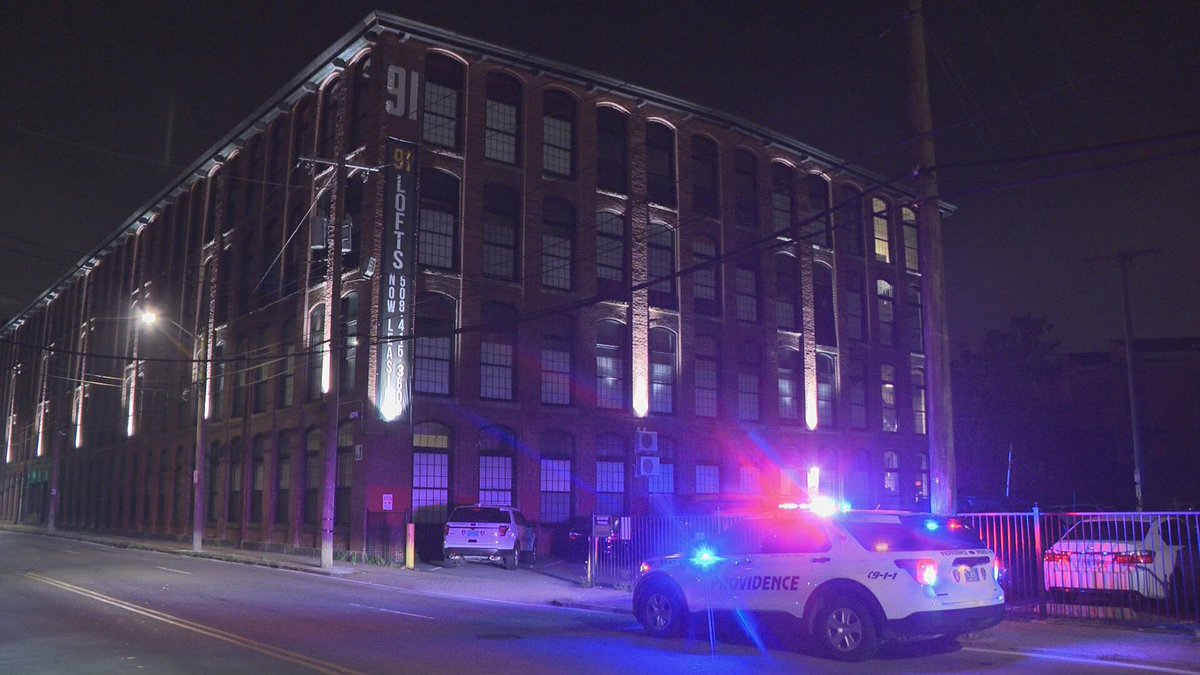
[566,516,629,562]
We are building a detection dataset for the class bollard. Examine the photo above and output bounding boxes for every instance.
[405,522,416,570]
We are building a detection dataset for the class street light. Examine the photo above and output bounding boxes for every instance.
[139,308,208,552]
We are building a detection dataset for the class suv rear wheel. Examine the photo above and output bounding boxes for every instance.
[504,548,519,570]
[814,595,880,661]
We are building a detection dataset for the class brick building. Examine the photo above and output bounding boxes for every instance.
[0,12,944,557]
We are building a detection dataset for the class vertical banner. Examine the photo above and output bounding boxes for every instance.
[376,137,418,422]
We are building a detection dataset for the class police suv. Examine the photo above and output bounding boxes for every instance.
[632,502,1004,661]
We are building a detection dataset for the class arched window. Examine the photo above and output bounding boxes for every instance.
[350,52,372,148]
[318,77,343,159]
[803,174,833,248]
[540,313,572,405]
[595,433,626,514]
[816,352,837,428]
[691,135,719,217]
[543,90,576,177]
[482,184,520,280]
[479,425,517,506]
[596,107,628,193]
[413,422,451,523]
[596,211,627,298]
[836,185,865,257]
[649,327,676,415]
[903,207,920,273]
[881,364,898,432]
[414,293,456,395]
[693,236,720,316]
[485,73,522,165]
[418,169,459,271]
[877,279,895,347]
[814,263,836,347]
[480,302,517,400]
[596,320,626,410]
[340,292,359,394]
[539,430,573,523]
[541,198,575,290]
[646,122,676,207]
[733,149,759,229]
[694,336,719,418]
[778,348,801,421]
[423,54,464,150]
[771,163,794,233]
[308,305,325,400]
[775,252,799,331]
[647,221,677,309]
[872,197,892,263]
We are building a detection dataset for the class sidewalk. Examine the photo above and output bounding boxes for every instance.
[7,524,1199,671]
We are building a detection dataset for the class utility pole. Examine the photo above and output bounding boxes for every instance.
[1087,247,1158,511]
[906,0,956,515]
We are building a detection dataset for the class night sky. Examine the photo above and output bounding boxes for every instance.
[2,1,1198,352]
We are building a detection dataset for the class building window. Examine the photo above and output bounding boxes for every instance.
[418,169,459,271]
[872,197,892,263]
[739,465,761,494]
[340,292,359,394]
[771,163,793,234]
[414,293,455,395]
[275,431,292,525]
[781,465,801,495]
[540,314,572,405]
[484,73,521,165]
[228,439,242,524]
[542,90,575,178]
[648,438,675,498]
[480,303,517,401]
[845,275,864,342]
[804,174,833,248]
[693,237,720,317]
[903,207,919,273]
[539,431,573,524]
[649,327,676,415]
[304,427,321,525]
[541,198,575,290]
[733,149,759,229]
[231,338,246,418]
[251,436,267,523]
[413,422,450,524]
[423,54,463,150]
[335,421,354,525]
[278,321,296,409]
[207,443,221,523]
[596,106,628,193]
[595,433,626,515]
[877,279,895,347]
[735,261,759,322]
[775,252,799,331]
[596,211,627,298]
[883,451,900,497]
[691,135,719,218]
[914,452,929,502]
[738,371,760,421]
[881,364,898,432]
[307,305,325,400]
[814,263,836,347]
[350,54,372,148]
[908,284,924,353]
[647,221,677,309]
[778,348,800,421]
[252,330,269,414]
[694,336,719,418]
[911,365,927,435]
[596,320,626,410]
[847,359,867,429]
[836,185,864,257]
[482,185,520,281]
[816,352,837,428]
[695,464,720,495]
[645,122,676,208]
[479,426,516,506]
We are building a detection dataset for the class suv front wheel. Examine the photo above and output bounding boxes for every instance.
[814,595,880,661]
[636,582,687,638]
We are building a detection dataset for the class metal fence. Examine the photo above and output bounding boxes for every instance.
[590,510,1200,626]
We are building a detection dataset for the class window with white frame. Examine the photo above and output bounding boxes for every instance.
[595,433,626,515]
[877,279,895,347]
[645,122,677,208]
[737,371,759,421]
[596,211,626,298]
[418,169,459,271]
[804,174,833,248]
[596,107,628,194]
[479,426,516,507]
[911,364,927,435]
[881,364,898,432]
[847,359,867,430]
[648,461,674,495]
[596,320,626,410]
[816,352,837,428]
[423,55,463,150]
[872,197,891,263]
[413,422,450,524]
[480,303,516,400]
[541,198,575,290]
[778,348,800,421]
[540,314,572,405]
[775,252,799,331]
[903,207,919,273]
[692,237,720,316]
[484,73,521,165]
[649,327,676,414]
[540,455,571,524]
[647,221,677,308]
[695,464,720,495]
[735,262,758,322]
[883,451,900,496]
[414,293,455,395]
[542,90,575,177]
[693,336,719,418]
[482,185,520,280]
[771,163,793,233]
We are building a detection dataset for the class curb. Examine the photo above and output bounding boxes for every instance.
[551,598,633,615]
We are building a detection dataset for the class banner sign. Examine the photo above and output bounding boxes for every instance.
[376,137,417,422]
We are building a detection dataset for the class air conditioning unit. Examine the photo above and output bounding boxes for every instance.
[635,430,658,455]
[637,455,661,477]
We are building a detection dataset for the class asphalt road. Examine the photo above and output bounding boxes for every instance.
[1,530,1193,674]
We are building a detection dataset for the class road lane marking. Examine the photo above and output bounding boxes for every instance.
[155,566,193,575]
[24,572,364,675]
[57,548,82,555]
[963,646,1200,674]
[348,602,434,619]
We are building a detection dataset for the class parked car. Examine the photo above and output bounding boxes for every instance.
[632,504,1005,661]
[1042,516,1200,603]
[443,505,536,570]
[566,516,629,562]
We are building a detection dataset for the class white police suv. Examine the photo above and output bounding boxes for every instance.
[632,501,1004,661]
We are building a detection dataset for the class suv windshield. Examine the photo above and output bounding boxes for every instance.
[841,516,986,552]
[447,507,509,524]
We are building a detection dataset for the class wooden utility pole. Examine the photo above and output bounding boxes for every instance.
[906,0,956,515]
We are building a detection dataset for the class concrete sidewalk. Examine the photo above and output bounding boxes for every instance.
[7,524,1199,671]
